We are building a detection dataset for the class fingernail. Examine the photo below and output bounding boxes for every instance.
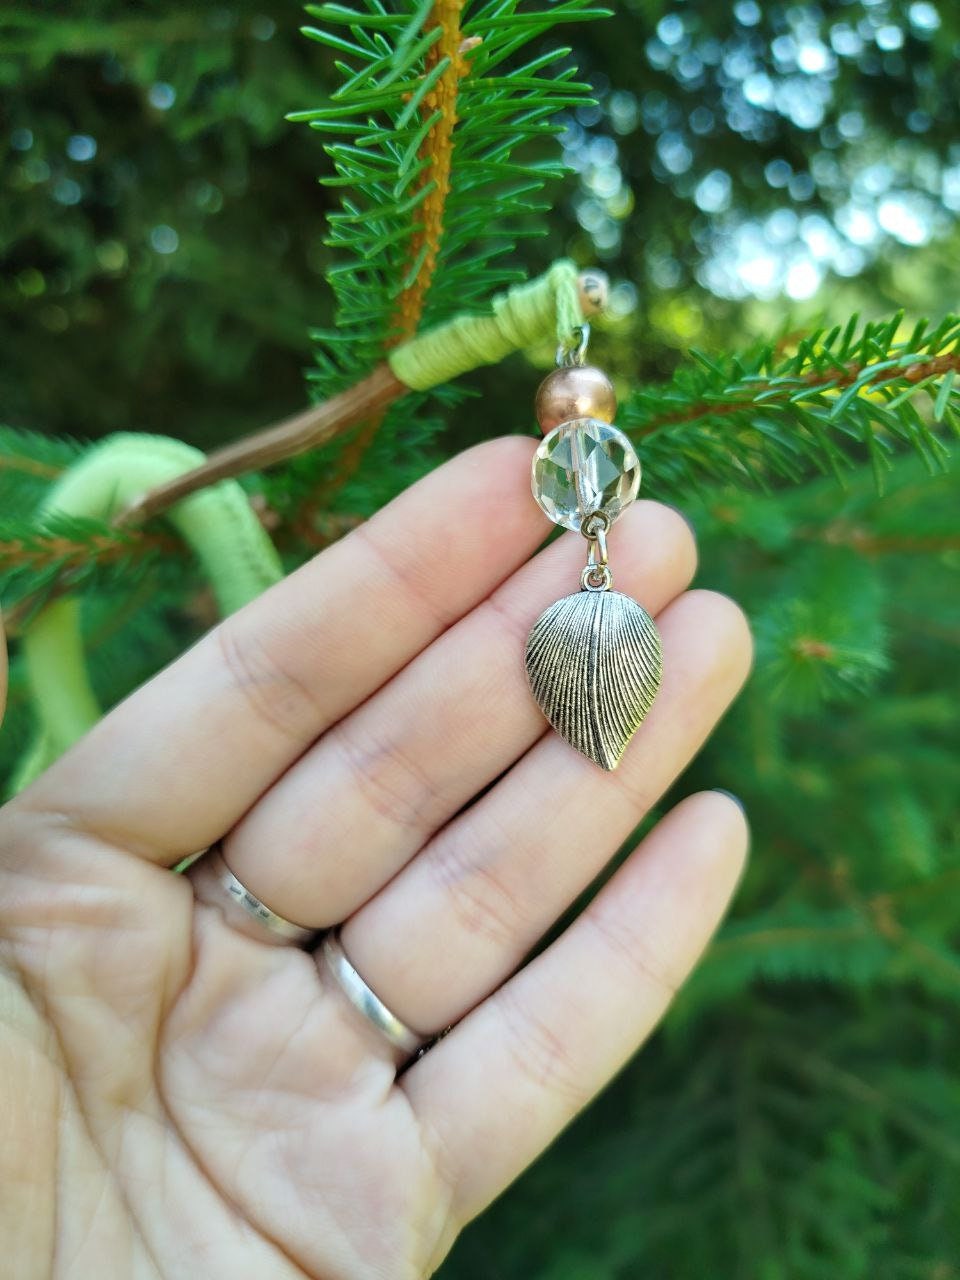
[711,787,746,815]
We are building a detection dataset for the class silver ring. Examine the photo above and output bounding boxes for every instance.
[321,929,423,1056]
[200,846,316,945]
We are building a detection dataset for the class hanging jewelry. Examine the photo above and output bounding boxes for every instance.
[526,325,663,770]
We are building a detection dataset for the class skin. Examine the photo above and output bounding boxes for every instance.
[0,438,753,1279]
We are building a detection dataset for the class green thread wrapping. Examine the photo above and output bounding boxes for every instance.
[388,259,585,390]
[12,434,283,793]
[11,261,585,790]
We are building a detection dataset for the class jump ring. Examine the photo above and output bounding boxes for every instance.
[586,523,608,569]
[579,508,610,539]
[581,563,613,591]
[555,321,591,369]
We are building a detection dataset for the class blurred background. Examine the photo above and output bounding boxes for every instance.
[3,2,959,1276]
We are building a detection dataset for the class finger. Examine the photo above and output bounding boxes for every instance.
[404,789,749,1221]
[11,438,547,863]
[219,500,697,928]
[340,588,752,1036]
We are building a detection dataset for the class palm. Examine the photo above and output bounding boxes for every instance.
[1,440,752,1279]
[2,830,448,1277]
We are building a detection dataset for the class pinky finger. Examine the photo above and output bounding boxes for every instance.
[403,789,749,1225]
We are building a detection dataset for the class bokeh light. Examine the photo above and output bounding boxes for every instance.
[560,1,958,307]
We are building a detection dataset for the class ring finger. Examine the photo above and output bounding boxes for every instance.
[334,587,753,1040]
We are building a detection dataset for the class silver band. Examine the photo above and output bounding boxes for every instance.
[201,846,316,945]
[321,929,423,1056]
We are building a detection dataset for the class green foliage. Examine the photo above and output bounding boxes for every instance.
[446,449,960,1278]
[1,0,325,446]
[289,0,606,398]
[450,999,960,1279]
[3,4,960,1278]
[633,313,960,499]
[0,509,170,611]
[0,425,83,519]
[752,549,891,710]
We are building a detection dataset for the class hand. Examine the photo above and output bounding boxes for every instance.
[0,439,752,1280]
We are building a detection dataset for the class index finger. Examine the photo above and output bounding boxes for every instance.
[12,438,548,863]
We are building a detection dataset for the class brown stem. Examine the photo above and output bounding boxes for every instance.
[284,510,364,552]
[319,1,468,502]
[2,529,181,634]
[634,350,960,437]
[0,455,63,480]
[117,363,405,526]
[0,529,178,572]
[801,524,960,555]
[314,407,390,506]
[116,269,605,529]
[0,458,62,481]
[395,2,465,337]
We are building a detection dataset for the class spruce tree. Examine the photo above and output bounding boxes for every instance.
[2,3,958,1276]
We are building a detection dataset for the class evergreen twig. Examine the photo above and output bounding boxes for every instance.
[804,526,960,555]
[289,0,606,497]
[0,455,61,481]
[316,2,471,500]
[636,313,960,497]
[0,426,84,518]
[0,514,180,624]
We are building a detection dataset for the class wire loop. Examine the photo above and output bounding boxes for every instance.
[556,322,590,369]
[581,563,613,591]
[580,508,611,591]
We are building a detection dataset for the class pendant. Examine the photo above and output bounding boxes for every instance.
[526,586,662,772]
[525,328,663,770]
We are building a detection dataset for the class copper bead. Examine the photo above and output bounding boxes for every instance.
[534,365,617,435]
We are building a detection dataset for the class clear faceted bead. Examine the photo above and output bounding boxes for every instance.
[531,417,641,531]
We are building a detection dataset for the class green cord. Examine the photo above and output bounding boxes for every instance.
[11,259,586,791]
[388,259,585,390]
[12,434,283,793]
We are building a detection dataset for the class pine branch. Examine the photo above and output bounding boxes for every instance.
[0,425,84,519]
[632,313,960,499]
[499,1003,960,1278]
[781,1042,960,1165]
[804,525,960,555]
[291,0,606,401]
[313,2,472,499]
[287,0,608,501]
[753,551,891,710]
[0,455,60,481]
[0,513,180,621]
[394,1,466,337]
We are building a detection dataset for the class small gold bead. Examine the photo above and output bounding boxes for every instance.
[577,269,609,317]
[534,365,617,434]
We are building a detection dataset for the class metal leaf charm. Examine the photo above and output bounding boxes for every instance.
[525,589,662,771]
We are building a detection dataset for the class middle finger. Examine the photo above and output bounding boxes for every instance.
[221,500,697,929]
